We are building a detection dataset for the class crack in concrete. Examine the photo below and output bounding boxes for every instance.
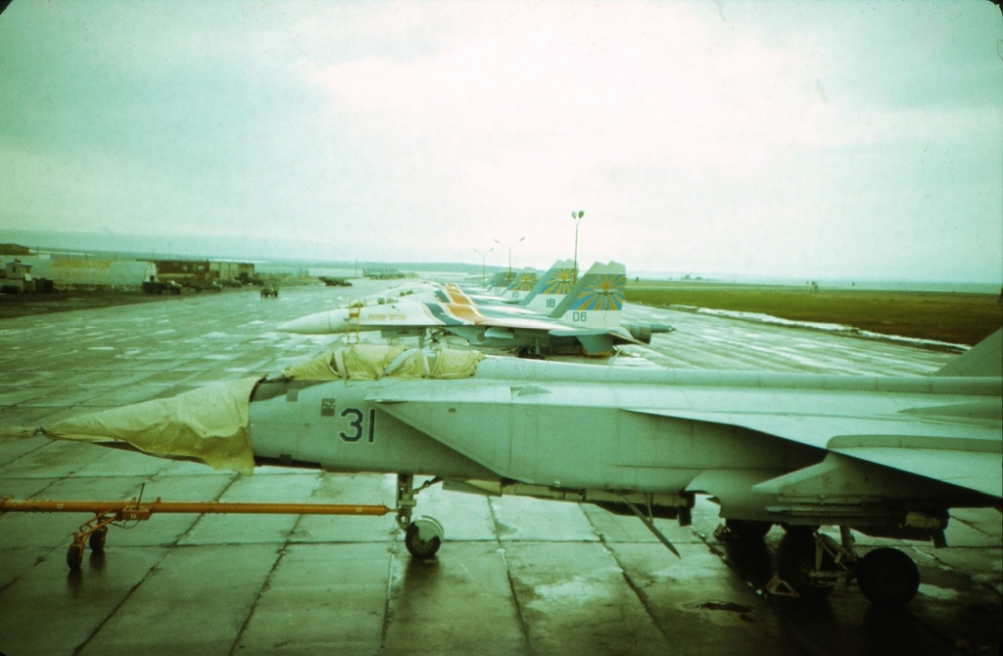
[489,497,534,656]
[581,508,673,646]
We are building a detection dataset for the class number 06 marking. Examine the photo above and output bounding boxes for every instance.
[339,408,376,443]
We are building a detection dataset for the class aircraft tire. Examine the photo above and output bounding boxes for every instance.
[405,522,441,559]
[725,519,773,541]
[89,528,107,552]
[856,547,920,606]
[66,543,84,569]
[776,534,835,599]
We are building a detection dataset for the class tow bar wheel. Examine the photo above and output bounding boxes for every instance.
[66,543,84,569]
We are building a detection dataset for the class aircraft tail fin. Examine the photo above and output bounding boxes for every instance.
[519,259,576,311]
[934,329,1003,377]
[486,270,514,292]
[500,268,539,301]
[549,261,626,330]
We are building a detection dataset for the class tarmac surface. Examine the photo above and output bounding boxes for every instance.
[0,278,1000,656]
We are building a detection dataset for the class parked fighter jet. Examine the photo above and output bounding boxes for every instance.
[301,263,576,345]
[485,270,516,293]
[495,268,538,301]
[16,329,1002,605]
[457,259,576,313]
[516,260,577,312]
[279,262,673,356]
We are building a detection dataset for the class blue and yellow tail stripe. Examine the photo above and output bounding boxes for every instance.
[570,274,625,311]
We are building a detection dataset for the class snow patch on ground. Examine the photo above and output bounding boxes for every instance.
[670,305,969,353]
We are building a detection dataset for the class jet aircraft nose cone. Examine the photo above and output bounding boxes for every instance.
[278,310,342,334]
[650,324,676,334]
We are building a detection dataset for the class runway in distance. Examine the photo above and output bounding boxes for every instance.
[12,328,1002,606]
[280,261,674,357]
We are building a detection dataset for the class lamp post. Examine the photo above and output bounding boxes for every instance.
[492,236,525,286]
[571,210,584,283]
[473,247,493,286]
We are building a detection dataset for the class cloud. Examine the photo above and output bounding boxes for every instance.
[0,0,999,281]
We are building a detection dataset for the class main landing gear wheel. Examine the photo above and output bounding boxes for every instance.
[405,521,442,559]
[856,547,920,605]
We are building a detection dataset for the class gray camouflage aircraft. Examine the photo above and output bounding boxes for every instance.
[15,328,1002,606]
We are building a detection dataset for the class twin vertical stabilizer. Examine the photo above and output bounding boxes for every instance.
[549,261,626,331]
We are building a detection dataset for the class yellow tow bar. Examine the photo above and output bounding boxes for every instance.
[0,497,393,569]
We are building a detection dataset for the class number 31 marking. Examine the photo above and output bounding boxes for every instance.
[340,408,376,443]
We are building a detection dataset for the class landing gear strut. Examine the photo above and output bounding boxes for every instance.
[768,526,921,605]
[774,530,842,599]
[395,474,444,559]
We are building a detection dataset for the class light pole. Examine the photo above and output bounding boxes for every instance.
[493,237,525,285]
[571,210,584,283]
[473,247,493,286]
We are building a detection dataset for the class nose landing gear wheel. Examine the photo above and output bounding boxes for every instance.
[405,522,442,559]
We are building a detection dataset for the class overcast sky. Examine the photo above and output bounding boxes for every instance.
[1,0,1001,281]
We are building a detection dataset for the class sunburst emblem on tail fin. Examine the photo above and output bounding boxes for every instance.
[571,274,625,311]
[512,273,538,292]
[543,268,577,295]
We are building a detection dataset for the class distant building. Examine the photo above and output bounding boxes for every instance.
[0,246,253,290]
[154,259,254,284]
[0,259,34,292]
[1,255,156,289]
[210,260,254,282]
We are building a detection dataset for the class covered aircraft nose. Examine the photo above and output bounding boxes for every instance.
[278,309,349,334]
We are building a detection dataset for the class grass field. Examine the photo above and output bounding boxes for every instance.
[626,282,1003,346]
